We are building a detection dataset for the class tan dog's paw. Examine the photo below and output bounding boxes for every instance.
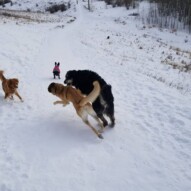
[98,133,104,139]
[53,101,59,105]
[63,102,69,107]
[98,128,104,133]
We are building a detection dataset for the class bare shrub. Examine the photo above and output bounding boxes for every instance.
[0,0,11,6]
[46,3,67,14]
[146,0,191,33]
[104,0,138,9]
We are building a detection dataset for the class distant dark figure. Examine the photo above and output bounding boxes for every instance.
[53,62,60,79]
[107,36,110,39]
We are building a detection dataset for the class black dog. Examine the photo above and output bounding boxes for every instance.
[64,70,115,127]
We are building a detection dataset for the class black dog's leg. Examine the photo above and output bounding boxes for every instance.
[98,114,108,127]
[105,102,115,127]
[107,112,115,127]
[101,84,115,127]
[92,99,108,127]
[110,115,115,127]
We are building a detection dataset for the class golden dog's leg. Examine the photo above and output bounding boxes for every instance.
[4,93,9,100]
[15,91,23,102]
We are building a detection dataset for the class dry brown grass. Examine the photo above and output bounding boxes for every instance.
[0,9,67,23]
[161,46,191,73]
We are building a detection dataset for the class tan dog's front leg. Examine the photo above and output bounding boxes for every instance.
[54,100,63,105]
[54,100,69,106]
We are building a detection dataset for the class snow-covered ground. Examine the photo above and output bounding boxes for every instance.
[0,1,191,191]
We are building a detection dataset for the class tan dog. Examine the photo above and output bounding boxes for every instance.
[48,81,104,139]
[0,70,23,102]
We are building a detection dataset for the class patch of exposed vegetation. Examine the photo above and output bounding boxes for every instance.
[162,47,191,73]
[0,9,70,23]
[0,0,11,6]
[46,3,67,14]
[144,72,185,91]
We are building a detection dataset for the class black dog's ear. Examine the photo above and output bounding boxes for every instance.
[55,62,57,66]
[57,62,60,66]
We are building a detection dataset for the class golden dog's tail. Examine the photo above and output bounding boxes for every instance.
[79,81,100,106]
[0,70,6,81]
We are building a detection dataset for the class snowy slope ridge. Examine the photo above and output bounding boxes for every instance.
[0,1,191,191]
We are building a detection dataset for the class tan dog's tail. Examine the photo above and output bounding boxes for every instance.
[79,81,100,106]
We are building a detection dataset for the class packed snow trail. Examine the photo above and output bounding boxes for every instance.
[0,1,191,191]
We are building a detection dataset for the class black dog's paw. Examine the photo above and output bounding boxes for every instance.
[103,121,108,127]
[109,123,115,128]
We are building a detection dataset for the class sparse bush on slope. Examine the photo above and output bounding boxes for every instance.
[147,0,191,33]
[104,0,137,9]
[0,0,12,6]
[104,0,191,33]
[135,0,191,33]
[46,3,67,14]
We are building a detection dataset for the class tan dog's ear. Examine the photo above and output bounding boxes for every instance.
[48,83,56,94]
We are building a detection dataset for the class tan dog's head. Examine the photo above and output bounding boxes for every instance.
[48,82,57,95]
[48,82,64,96]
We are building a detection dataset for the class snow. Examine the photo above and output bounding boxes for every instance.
[0,0,191,191]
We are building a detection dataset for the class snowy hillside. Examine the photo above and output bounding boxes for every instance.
[0,0,191,191]
[1,0,69,12]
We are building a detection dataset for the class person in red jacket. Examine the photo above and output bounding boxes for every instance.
[53,62,60,79]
